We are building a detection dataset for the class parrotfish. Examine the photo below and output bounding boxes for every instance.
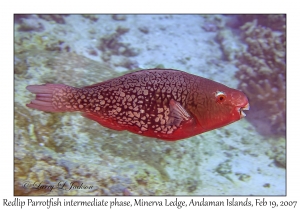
[26,69,249,141]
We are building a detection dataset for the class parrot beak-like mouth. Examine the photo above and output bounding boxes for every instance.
[239,103,250,118]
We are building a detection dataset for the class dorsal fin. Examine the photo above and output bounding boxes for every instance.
[167,99,191,126]
[81,69,187,88]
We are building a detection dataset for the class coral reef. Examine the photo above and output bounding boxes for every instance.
[82,14,99,22]
[202,14,227,31]
[227,14,286,32]
[235,18,286,136]
[265,137,286,168]
[97,26,140,69]
[38,14,69,24]
[17,17,44,32]
[203,15,244,61]
[97,26,139,61]
[216,29,244,61]
[112,14,127,21]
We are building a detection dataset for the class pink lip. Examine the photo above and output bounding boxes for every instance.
[238,103,250,118]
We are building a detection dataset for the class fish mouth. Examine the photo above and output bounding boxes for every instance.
[238,103,250,118]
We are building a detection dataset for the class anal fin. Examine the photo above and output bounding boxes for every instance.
[82,113,124,131]
[167,99,191,126]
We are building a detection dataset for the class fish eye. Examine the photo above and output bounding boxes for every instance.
[215,91,226,103]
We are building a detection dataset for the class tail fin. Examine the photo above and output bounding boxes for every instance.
[26,84,68,112]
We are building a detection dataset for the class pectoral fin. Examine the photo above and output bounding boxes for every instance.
[167,99,191,126]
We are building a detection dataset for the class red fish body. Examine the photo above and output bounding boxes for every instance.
[26,69,249,141]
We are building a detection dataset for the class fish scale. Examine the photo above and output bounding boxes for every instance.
[26,69,249,141]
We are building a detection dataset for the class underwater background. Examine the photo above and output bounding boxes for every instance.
[14,14,286,195]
